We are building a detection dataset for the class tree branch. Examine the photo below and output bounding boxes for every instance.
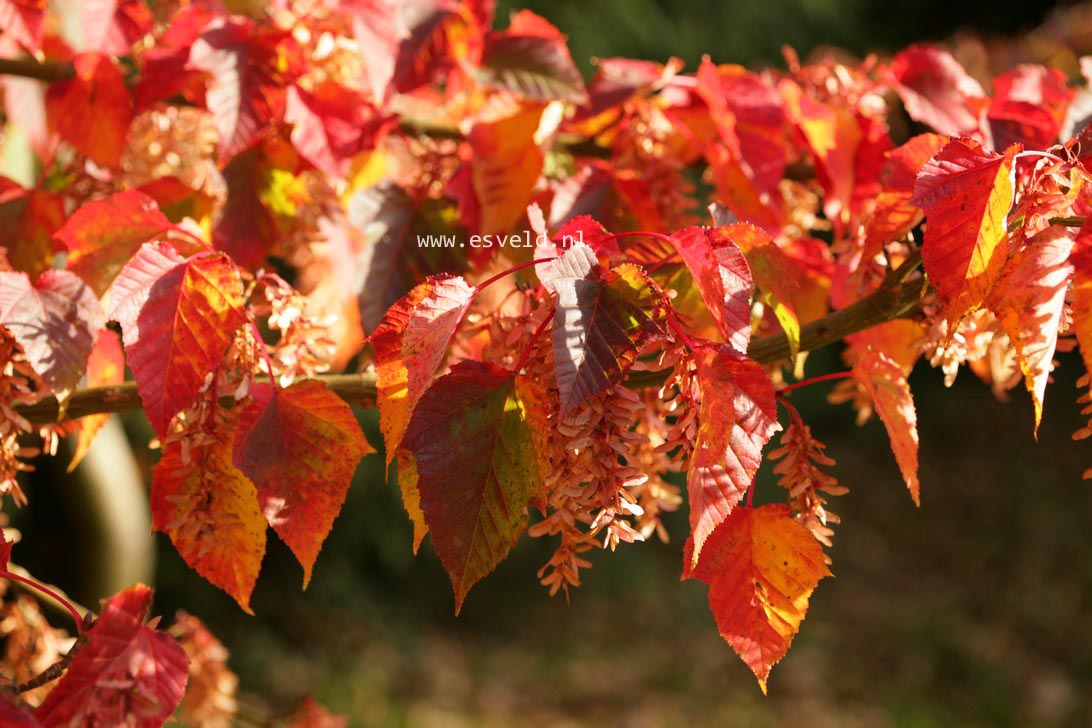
[0,57,74,82]
[13,273,927,427]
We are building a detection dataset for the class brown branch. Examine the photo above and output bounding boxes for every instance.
[0,57,74,82]
[14,271,927,427]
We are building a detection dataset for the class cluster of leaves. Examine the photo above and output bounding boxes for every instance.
[0,0,1090,719]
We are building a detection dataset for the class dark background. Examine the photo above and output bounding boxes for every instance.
[18,1,1092,725]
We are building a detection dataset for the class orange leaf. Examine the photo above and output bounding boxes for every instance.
[45,53,132,168]
[68,328,124,471]
[469,104,546,237]
[863,132,948,257]
[0,269,104,394]
[852,347,920,504]
[689,504,831,693]
[403,361,539,613]
[912,139,1016,324]
[151,436,266,613]
[233,380,373,587]
[687,345,780,570]
[1072,224,1092,379]
[57,189,173,296]
[988,228,1074,435]
[108,243,246,437]
[35,585,188,726]
[371,274,475,464]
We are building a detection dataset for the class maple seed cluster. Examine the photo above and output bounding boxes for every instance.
[0,0,1091,720]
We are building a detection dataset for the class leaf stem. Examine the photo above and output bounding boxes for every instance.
[0,569,86,633]
[779,371,853,395]
[476,258,556,292]
[250,322,277,382]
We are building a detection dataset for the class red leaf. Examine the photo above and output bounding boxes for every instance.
[0,182,66,280]
[0,691,38,727]
[72,0,153,55]
[686,345,780,571]
[285,81,392,177]
[478,10,588,103]
[989,65,1073,151]
[543,246,666,414]
[57,190,173,296]
[44,53,133,169]
[0,269,104,393]
[371,274,475,463]
[68,328,125,471]
[403,360,539,613]
[211,147,282,268]
[888,45,987,138]
[108,244,246,436]
[188,17,301,164]
[0,0,43,53]
[331,0,407,103]
[670,226,753,353]
[852,347,920,504]
[346,181,415,334]
[35,585,188,727]
[1074,225,1092,379]
[151,436,266,612]
[988,228,1074,435]
[233,380,373,586]
[689,504,831,693]
[468,104,547,237]
[912,139,1016,323]
[391,3,484,94]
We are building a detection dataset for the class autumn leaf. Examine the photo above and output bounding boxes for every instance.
[0,269,104,394]
[0,0,44,53]
[477,10,589,104]
[987,228,1074,435]
[988,65,1073,151]
[689,504,831,693]
[887,45,986,138]
[285,81,392,178]
[35,584,188,727]
[852,347,920,504]
[724,223,820,360]
[70,0,153,56]
[0,691,37,727]
[56,189,173,297]
[543,245,666,414]
[68,328,125,471]
[332,0,407,103]
[371,274,475,463]
[233,380,372,587]
[347,180,415,334]
[469,103,548,237]
[151,436,266,612]
[687,344,780,570]
[864,132,949,257]
[912,139,1016,324]
[108,243,246,436]
[44,53,133,168]
[1074,225,1092,379]
[403,360,539,613]
[188,17,302,164]
[0,182,66,280]
[670,225,753,353]
[394,449,427,554]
